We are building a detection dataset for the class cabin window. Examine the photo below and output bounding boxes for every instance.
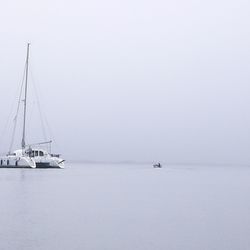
[30,151,34,157]
[39,151,44,156]
[7,160,9,165]
[0,160,2,165]
[35,151,38,157]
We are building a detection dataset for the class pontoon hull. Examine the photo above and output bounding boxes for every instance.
[0,156,36,168]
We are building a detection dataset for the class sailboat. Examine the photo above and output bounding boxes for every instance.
[0,44,65,168]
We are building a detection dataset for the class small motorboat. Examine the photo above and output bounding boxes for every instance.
[153,163,162,168]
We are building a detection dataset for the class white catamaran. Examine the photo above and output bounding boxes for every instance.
[0,44,65,168]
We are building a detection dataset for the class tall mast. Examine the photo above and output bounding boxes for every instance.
[21,43,30,149]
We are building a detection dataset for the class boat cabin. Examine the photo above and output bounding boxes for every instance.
[13,148,59,158]
[29,149,47,157]
[28,149,60,158]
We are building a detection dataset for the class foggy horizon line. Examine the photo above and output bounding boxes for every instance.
[66,159,250,167]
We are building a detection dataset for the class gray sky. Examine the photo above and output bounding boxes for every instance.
[0,0,250,164]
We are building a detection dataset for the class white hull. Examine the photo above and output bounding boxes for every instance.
[0,154,64,169]
[0,156,36,168]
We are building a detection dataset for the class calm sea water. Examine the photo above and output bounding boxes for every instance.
[0,163,250,250]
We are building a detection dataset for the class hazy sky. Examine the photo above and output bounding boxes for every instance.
[0,0,249,164]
